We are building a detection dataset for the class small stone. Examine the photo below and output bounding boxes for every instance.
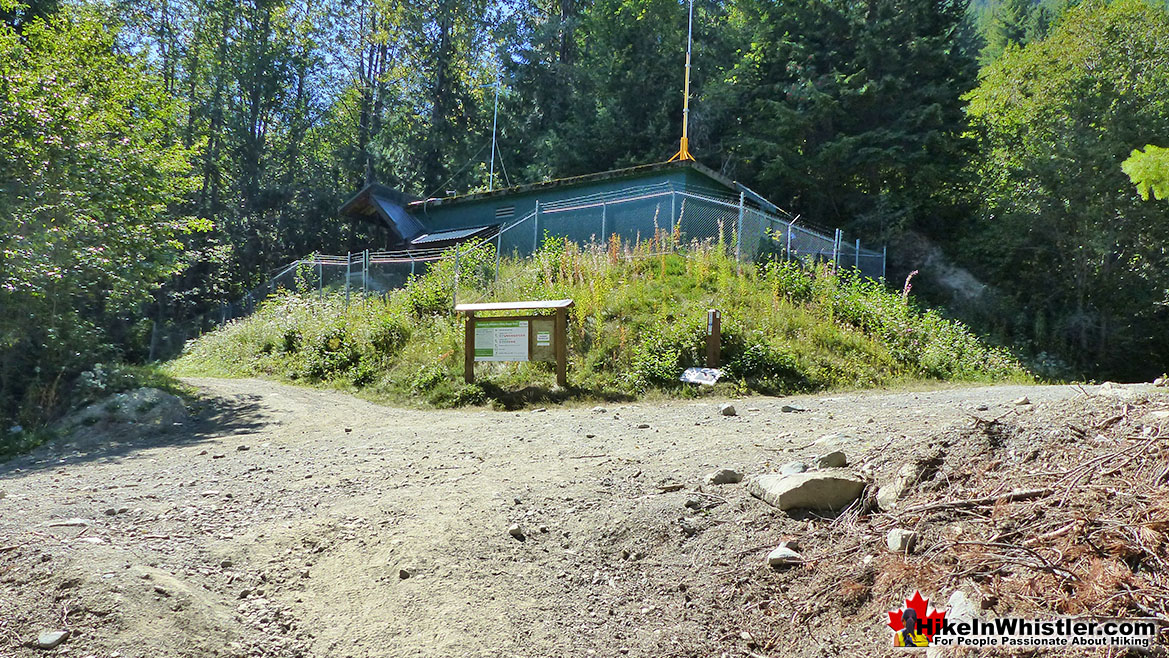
[886,528,919,553]
[703,468,744,485]
[636,423,650,429]
[532,408,547,413]
[507,524,524,538]
[197,449,208,456]
[683,498,702,509]
[538,525,549,533]
[398,569,412,580]
[201,490,220,497]
[766,544,802,567]
[1155,377,1166,387]
[780,405,804,413]
[1012,396,1030,406]
[344,427,353,433]
[592,406,607,413]
[212,453,226,459]
[236,445,250,451]
[35,630,69,649]
[117,507,129,514]
[719,403,737,416]
[779,461,808,475]
[220,559,233,569]
[814,450,847,469]
[104,508,118,516]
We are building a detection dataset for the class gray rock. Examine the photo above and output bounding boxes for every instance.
[683,498,702,510]
[748,472,866,511]
[766,544,803,567]
[877,460,933,512]
[636,423,650,429]
[1096,382,1135,399]
[236,445,250,451]
[220,559,233,569]
[507,524,524,538]
[947,590,980,625]
[398,568,412,580]
[876,481,908,512]
[0,489,5,500]
[815,450,847,469]
[592,406,607,413]
[719,403,737,417]
[35,630,69,649]
[780,405,804,413]
[1012,396,1031,406]
[703,468,744,485]
[886,528,918,553]
[779,461,808,475]
[104,508,117,516]
[1155,377,1166,387]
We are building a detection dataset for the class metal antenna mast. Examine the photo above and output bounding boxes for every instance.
[489,79,500,190]
[669,0,695,162]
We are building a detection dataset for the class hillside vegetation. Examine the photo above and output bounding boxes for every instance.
[171,240,1028,407]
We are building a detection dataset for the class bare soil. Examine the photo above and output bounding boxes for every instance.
[1,378,1165,658]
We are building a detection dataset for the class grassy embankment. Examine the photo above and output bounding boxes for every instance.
[169,235,1030,408]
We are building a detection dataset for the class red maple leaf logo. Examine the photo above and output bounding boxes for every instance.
[887,591,948,641]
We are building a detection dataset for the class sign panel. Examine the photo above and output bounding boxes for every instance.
[474,320,529,362]
[530,318,555,362]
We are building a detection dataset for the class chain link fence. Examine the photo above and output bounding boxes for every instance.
[152,182,884,358]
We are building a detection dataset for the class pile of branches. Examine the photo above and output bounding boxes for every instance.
[740,394,1169,656]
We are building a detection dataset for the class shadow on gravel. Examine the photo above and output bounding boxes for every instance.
[477,382,637,410]
[0,391,269,475]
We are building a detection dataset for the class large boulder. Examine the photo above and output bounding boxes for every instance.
[748,472,866,511]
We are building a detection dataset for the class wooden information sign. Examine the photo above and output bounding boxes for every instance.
[455,299,573,387]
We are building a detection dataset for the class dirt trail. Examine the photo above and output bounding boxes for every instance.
[0,379,1142,657]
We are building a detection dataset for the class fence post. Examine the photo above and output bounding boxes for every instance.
[345,252,351,307]
[786,221,793,261]
[533,199,541,253]
[601,202,607,244]
[318,260,323,300]
[363,249,368,295]
[831,229,840,268]
[735,191,745,262]
[495,230,502,286]
[670,188,677,237]
[882,245,887,280]
[855,239,860,271]
[410,252,416,278]
[453,245,460,309]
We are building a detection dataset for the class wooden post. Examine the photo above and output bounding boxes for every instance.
[464,311,476,384]
[706,309,721,368]
[855,238,860,271]
[555,307,568,387]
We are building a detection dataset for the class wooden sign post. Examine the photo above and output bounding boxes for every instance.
[706,309,721,368]
[456,299,573,387]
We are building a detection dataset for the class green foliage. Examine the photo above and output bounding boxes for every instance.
[172,244,1028,408]
[1123,144,1169,202]
[0,5,195,427]
[964,0,1169,374]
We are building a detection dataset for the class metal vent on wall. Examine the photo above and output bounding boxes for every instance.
[495,205,514,219]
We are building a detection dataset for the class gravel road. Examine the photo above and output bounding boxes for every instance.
[0,379,1112,657]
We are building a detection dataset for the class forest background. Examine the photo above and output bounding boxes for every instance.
[2,0,1168,427]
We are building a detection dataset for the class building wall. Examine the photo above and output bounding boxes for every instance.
[409,167,731,256]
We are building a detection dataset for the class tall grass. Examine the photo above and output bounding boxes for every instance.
[170,236,1029,408]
